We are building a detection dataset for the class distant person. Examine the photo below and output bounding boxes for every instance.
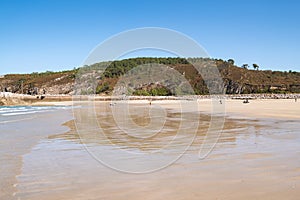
[34,88,38,95]
[109,102,116,106]
[295,98,297,102]
[243,98,249,104]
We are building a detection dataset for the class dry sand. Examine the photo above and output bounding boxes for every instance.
[31,98,300,119]
[204,99,300,119]
[155,99,300,119]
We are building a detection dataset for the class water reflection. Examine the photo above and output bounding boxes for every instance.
[49,102,269,154]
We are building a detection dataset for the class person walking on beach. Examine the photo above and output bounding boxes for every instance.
[295,97,297,102]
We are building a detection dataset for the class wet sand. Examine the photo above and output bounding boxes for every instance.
[0,110,72,200]
[1,99,300,199]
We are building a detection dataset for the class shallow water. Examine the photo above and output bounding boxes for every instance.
[0,106,73,200]
[1,102,300,200]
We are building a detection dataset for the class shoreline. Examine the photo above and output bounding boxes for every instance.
[1,92,300,106]
[0,109,73,200]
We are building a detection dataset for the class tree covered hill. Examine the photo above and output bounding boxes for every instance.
[0,57,299,95]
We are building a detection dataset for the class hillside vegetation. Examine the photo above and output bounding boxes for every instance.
[0,57,299,95]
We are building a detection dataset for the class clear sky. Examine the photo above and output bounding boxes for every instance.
[0,0,300,74]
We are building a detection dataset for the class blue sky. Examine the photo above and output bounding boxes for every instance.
[0,0,300,74]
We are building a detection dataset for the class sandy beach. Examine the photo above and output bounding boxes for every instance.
[1,0,299,199]
[1,97,300,200]
[33,97,300,119]
[157,98,300,119]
